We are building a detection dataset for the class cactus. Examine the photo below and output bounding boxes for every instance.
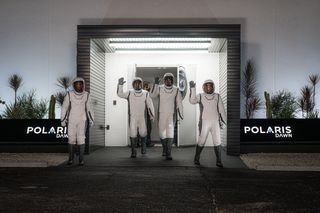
[48,95,56,119]
[264,91,272,118]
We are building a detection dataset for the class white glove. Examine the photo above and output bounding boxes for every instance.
[118,77,126,85]
[61,120,67,127]
[89,120,94,128]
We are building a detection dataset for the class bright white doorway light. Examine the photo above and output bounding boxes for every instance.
[107,37,212,52]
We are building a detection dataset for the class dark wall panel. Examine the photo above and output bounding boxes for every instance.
[219,40,228,147]
[89,40,105,150]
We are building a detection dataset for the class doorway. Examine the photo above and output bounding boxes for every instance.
[135,66,178,146]
[77,25,240,156]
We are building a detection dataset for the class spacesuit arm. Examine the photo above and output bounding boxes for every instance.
[117,84,129,99]
[218,94,227,125]
[149,84,159,98]
[60,93,70,127]
[146,93,155,121]
[176,89,184,120]
[189,88,200,104]
[86,93,95,126]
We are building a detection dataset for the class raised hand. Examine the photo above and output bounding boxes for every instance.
[118,77,126,85]
[189,81,196,88]
[154,77,160,84]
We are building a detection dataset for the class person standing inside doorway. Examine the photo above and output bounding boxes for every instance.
[117,77,155,158]
[143,81,154,147]
[150,73,183,160]
[61,77,94,166]
[189,79,226,168]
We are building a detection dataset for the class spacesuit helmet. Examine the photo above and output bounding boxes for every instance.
[143,81,151,92]
[163,73,174,87]
[202,79,215,94]
[132,77,143,91]
[72,77,85,94]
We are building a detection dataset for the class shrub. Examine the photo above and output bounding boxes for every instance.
[2,90,47,119]
[271,90,298,118]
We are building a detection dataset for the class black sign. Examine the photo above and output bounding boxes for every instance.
[0,119,68,143]
[241,119,320,144]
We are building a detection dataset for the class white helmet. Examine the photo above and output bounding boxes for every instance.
[132,77,143,90]
[163,73,174,88]
[72,77,85,94]
[163,73,174,80]
[202,79,215,94]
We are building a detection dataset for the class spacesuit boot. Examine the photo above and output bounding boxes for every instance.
[161,139,167,156]
[78,144,85,166]
[194,145,204,165]
[166,138,173,160]
[67,144,75,165]
[214,145,223,168]
[130,137,137,158]
[141,137,147,154]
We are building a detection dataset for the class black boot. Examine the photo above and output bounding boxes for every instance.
[130,137,137,158]
[141,137,147,154]
[166,138,173,160]
[194,145,204,165]
[67,144,75,165]
[161,139,166,156]
[78,144,85,166]
[214,145,223,168]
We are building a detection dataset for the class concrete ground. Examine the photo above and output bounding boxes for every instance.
[1,147,320,212]
[241,153,320,171]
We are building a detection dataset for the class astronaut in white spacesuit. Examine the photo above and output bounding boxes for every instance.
[117,77,155,158]
[150,73,183,160]
[61,77,94,166]
[189,79,226,168]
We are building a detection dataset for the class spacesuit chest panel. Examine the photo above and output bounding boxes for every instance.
[128,90,147,116]
[159,86,177,113]
[69,92,87,121]
[201,93,219,120]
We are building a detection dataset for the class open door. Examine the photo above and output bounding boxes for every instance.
[178,65,197,146]
[135,65,197,147]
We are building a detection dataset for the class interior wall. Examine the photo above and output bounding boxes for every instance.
[105,52,219,146]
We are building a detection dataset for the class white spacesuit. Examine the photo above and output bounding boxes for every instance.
[189,79,226,167]
[117,77,155,158]
[150,73,183,160]
[61,77,94,166]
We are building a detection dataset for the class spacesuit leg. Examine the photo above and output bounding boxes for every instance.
[197,120,210,147]
[166,138,173,160]
[159,114,168,156]
[78,144,85,166]
[75,121,86,165]
[138,116,147,154]
[129,116,139,157]
[164,114,175,160]
[210,123,223,168]
[141,137,147,154]
[194,145,204,165]
[130,137,137,158]
[146,113,153,147]
[67,144,75,165]
[194,120,210,165]
[160,139,167,156]
[214,146,223,168]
